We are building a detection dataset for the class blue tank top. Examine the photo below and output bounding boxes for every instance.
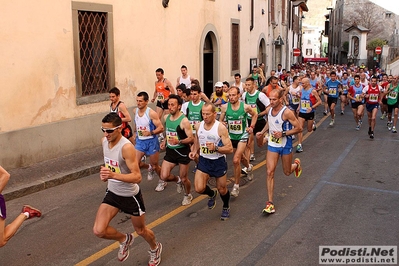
[299,88,314,113]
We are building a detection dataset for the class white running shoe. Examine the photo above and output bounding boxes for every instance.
[231,186,239,197]
[176,179,184,194]
[155,180,167,192]
[329,119,335,126]
[118,233,134,262]
[250,154,256,161]
[182,194,193,206]
[147,165,155,181]
[247,164,254,181]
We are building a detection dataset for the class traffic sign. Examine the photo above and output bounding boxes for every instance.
[293,48,301,57]
[375,46,382,55]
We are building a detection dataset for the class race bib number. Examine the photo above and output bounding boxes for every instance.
[228,120,243,134]
[329,87,337,95]
[343,85,348,92]
[369,94,378,102]
[104,157,121,173]
[250,104,257,115]
[388,91,397,99]
[301,100,311,109]
[190,120,200,132]
[200,144,215,155]
[137,126,148,137]
[215,106,221,114]
[355,94,361,101]
[292,95,300,104]
[269,134,281,144]
[166,131,179,146]
[157,92,164,101]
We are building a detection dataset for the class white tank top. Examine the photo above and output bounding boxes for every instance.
[179,75,191,88]
[289,85,301,105]
[102,137,139,197]
[198,120,225,160]
[267,106,288,148]
[135,107,154,140]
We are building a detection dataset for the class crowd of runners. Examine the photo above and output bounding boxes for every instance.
[1,63,397,265]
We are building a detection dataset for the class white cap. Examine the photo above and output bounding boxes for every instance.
[214,81,223,87]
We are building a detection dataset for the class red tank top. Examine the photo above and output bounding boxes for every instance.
[155,79,171,101]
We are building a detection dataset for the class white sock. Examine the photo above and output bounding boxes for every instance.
[234,184,239,189]
[23,212,29,218]
[177,176,181,183]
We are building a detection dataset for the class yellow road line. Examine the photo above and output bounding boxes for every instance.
[75,195,207,266]
[76,115,328,265]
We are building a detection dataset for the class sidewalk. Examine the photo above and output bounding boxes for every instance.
[3,146,104,201]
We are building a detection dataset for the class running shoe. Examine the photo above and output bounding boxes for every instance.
[296,144,303,153]
[392,126,397,133]
[355,125,360,131]
[182,194,193,206]
[176,179,184,194]
[294,158,302,178]
[22,205,42,219]
[148,242,162,266]
[341,110,344,115]
[247,164,254,181]
[147,165,155,181]
[262,201,275,214]
[368,128,372,136]
[241,167,248,175]
[312,121,317,131]
[388,122,393,131]
[118,233,134,262]
[380,113,386,120]
[329,119,335,126]
[370,132,374,139]
[323,110,328,116]
[208,189,218,209]
[250,154,256,161]
[155,180,167,192]
[231,186,239,197]
[220,208,230,221]
[359,119,363,126]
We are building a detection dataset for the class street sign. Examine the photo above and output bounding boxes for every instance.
[293,48,301,57]
[375,46,382,55]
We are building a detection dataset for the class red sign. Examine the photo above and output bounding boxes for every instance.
[293,48,301,57]
[375,46,382,55]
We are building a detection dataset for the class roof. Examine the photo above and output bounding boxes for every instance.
[344,23,370,33]
[290,0,309,12]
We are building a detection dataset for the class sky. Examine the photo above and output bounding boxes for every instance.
[369,0,399,14]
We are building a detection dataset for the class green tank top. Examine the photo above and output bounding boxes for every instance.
[245,90,264,120]
[187,101,204,132]
[225,102,248,140]
[165,114,186,149]
[387,84,399,105]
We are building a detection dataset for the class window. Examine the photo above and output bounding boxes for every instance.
[269,0,275,25]
[72,2,115,105]
[282,0,286,25]
[385,12,392,18]
[306,49,312,56]
[231,22,240,72]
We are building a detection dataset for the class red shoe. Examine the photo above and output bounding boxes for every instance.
[22,205,42,219]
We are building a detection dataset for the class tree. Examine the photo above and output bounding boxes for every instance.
[366,38,388,50]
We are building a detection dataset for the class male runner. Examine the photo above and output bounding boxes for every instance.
[93,113,162,265]
[189,103,233,220]
[159,95,194,206]
[256,89,302,214]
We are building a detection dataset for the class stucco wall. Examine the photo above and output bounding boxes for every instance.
[0,0,271,169]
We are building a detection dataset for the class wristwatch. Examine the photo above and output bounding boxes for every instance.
[215,146,219,152]
[282,131,287,137]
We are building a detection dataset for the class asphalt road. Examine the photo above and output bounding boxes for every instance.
[1,108,398,266]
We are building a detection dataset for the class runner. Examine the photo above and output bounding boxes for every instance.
[362,76,383,139]
[323,71,342,126]
[189,103,234,220]
[347,75,365,130]
[255,89,302,214]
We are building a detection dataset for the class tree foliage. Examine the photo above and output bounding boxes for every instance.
[367,38,387,50]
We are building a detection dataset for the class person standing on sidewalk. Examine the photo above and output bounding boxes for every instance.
[132,91,165,190]
[255,89,302,214]
[189,103,233,220]
[0,166,41,247]
[159,94,195,206]
[219,86,257,197]
[93,113,162,265]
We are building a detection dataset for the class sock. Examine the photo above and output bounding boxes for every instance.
[23,212,29,218]
[220,191,230,209]
[177,176,181,183]
[233,184,239,189]
[203,185,215,197]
